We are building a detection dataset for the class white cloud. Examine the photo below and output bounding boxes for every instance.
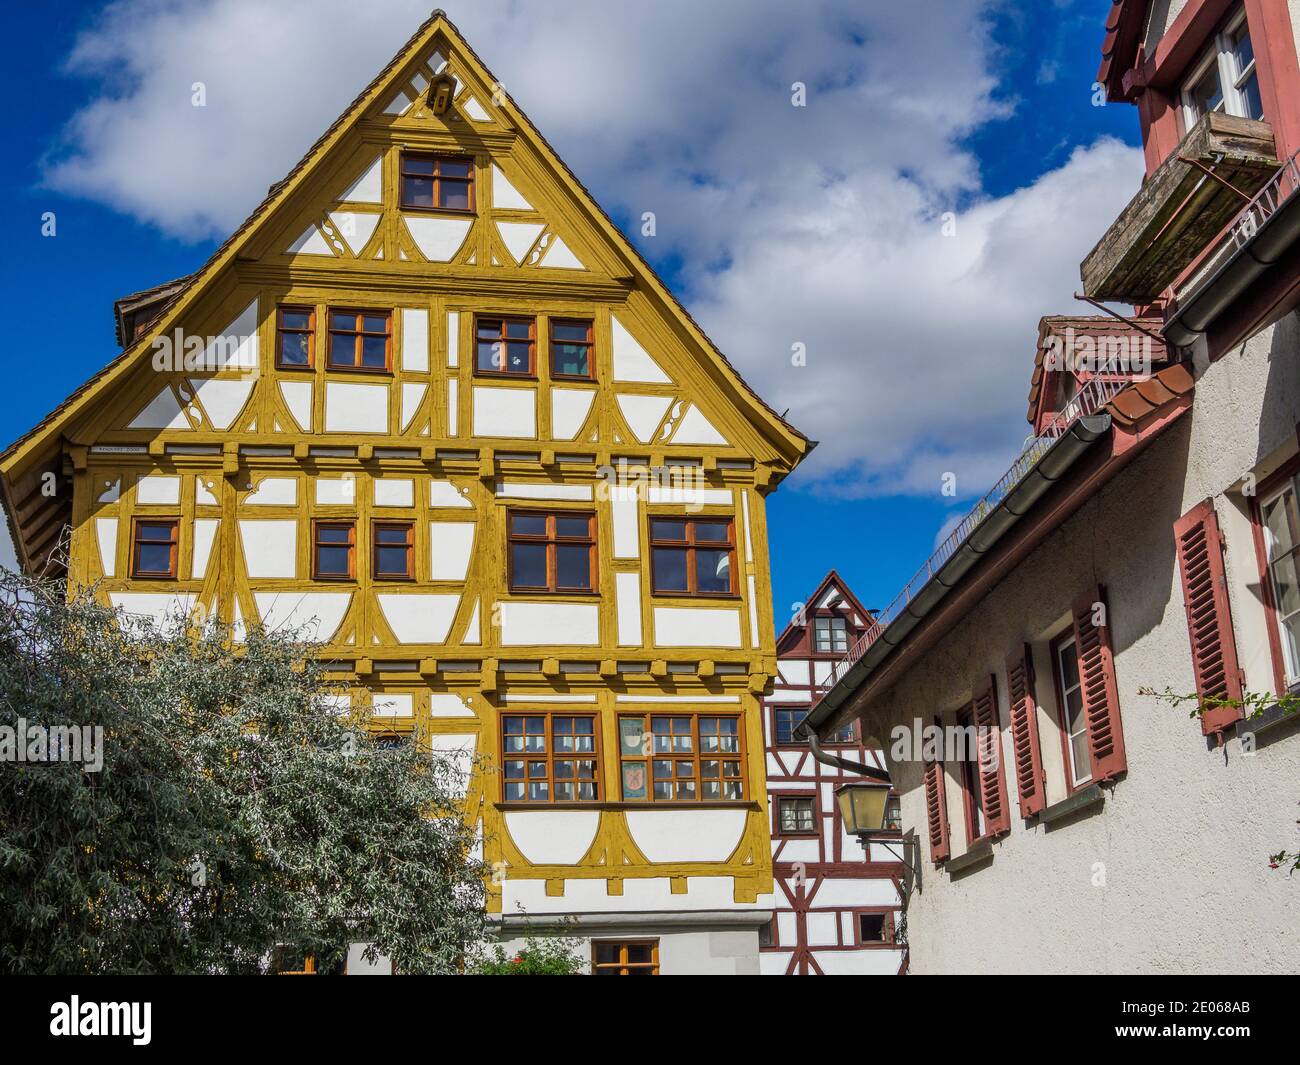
[41,0,1143,499]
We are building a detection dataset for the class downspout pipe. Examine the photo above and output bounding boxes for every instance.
[805,727,890,783]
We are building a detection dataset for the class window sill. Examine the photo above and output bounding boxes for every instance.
[1239,702,1299,742]
[944,841,993,875]
[1040,782,1105,825]
[399,205,477,218]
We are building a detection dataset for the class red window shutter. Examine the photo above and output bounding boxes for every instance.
[1071,587,1127,782]
[971,674,1011,837]
[1173,499,1244,736]
[1005,644,1047,818]
[923,756,950,864]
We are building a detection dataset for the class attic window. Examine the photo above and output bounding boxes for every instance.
[813,614,848,653]
[1181,8,1262,125]
[400,153,474,212]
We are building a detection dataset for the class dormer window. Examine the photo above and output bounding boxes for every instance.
[1181,9,1261,127]
[813,614,848,653]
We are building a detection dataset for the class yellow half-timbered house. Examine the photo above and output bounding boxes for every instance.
[0,10,809,974]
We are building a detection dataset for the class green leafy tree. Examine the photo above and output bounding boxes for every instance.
[0,571,486,974]
[467,932,588,975]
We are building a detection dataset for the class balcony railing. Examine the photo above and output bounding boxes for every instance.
[1174,148,1300,302]
[825,373,1129,690]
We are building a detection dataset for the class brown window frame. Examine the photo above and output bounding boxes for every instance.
[852,909,898,948]
[312,519,356,581]
[1051,630,1094,793]
[773,793,818,838]
[549,317,595,380]
[275,305,316,371]
[956,705,988,846]
[130,518,179,579]
[372,521,414,581]
[592,939,659,976]
[648,516,739,598]
[500,713,601,803]
[617,712,746,803]
[326,309,392,373]
[812,613,850,653]
[506,509,597,594]
[474,315,537,378]
[398,152,476,214]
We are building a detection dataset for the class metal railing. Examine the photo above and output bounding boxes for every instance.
[1178,149,1300,299]
[824,373,1130,690]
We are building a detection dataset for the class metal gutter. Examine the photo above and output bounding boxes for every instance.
[1165,152,1300,348]
[799,412,1112,737]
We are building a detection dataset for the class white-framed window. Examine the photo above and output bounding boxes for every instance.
[813,614,849,652]
[1053,634,1093,789]
[1259,478,1300,685]
[1181,8,1262,127]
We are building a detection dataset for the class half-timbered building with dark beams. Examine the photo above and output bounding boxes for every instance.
[759,572,906,975]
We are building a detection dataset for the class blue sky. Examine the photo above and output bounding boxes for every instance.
[0,0,1143,627]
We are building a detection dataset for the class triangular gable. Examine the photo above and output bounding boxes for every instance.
[774,569,875,655]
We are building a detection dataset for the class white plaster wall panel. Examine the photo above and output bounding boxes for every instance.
[400,308,429,372]
[614,694,740,704]
[740,490,754,562]
[401,383,426,432]
[95,518,118,577]
[324,382,388,434]
[429,480,472,508]
[429,692,476,718]
[805,912,840,947]
[610,487,640,558]
[624,810,747,863]
[499,602,599,645]
[502,873,758,916]
[646,484,731,506]
[329,211,380,255]
[320,694,353,716]
[747,575,760,647]
[776,912,798,945]
[779,840,819,863]
[616,394,673,443]
[191,519,219,579]
[429,522,475,580]
[816,950,902,976]
[109,593,197,629]
[239,520,298,579]
[245,477,297,506]
[813,878,900,908]
[279,381,313,431]
[373,478,415,508]
[496,481,592,501]
[371,692,414,718]
[203,300,259,371]
[550,388,595,439]
[461,94,491,122]
[447,312,459,367]
[612,316,672,384]
[812,660,834,685]
[315,477,357,506]
[777,659,809,685]
[653,607,742,648]
[461,598,482,642]
[496,221,545,263]
[428,733,476,798]
[403,216,472,261]
[382,89,412,115]
[616,572,642,646]
[137,475,180,505]
[447,379,458,435]
[377,593,460,643]
[339,155,382,203]
[472,386,536,438]
[767,688,813,703]
[491,165,534,211]
[760,952,793,975]
[504,693,598,704]
[128,388,190,430]
[540,238,585,270]
[504,811,601,865]
[671,405,729,446]
[286,225,333,256]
